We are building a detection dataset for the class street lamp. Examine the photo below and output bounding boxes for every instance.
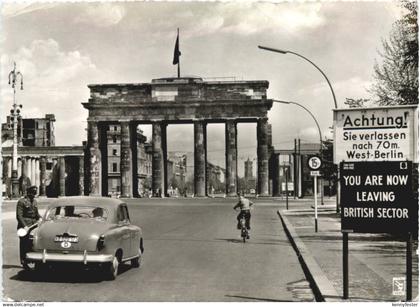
[259,45,337,210]
[273,99,324,205]
[8,62,23,199]
[257,45,338,109]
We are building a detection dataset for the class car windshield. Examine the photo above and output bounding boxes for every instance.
[46,205,108,221]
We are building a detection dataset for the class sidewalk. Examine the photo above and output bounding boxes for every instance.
[278,199,419,302]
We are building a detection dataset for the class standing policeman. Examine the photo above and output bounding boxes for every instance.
[16,185,41,268]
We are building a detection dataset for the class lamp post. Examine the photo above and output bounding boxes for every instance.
[8,62,23,199]
[258,45,338,209]
[273,99,324,205]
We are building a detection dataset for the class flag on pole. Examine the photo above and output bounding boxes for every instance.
[173,29,181,65]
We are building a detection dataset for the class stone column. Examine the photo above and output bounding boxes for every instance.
[31,158,36,186]
[272,154,280,196]
[39,156,47,197]
[17,159,22,178]
[59,156,66,197]
[21,157,27,178]
[6,158,12,198]
[35,158,40,192]
[257,118,270,196]
[27,157,32,185]
[78,156,84,196]
[3,157,10,181]
[87,121,102,196]
[225,119,238,196]
[152,122,165,197]
[194,121,207,197]
[7,158,12,178]
[120,121,132,198]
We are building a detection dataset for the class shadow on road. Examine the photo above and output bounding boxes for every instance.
[2,264,23,270]
[8,263,136,283]
[214,238,289,246]
[225,294,289,302]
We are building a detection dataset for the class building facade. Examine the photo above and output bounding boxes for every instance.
[105,124,153,197]
[2,114,82,198]
[2,114,55,147]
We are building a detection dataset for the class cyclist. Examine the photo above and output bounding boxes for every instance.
[233,195,254,233]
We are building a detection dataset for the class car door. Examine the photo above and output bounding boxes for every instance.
[117,204,131,258]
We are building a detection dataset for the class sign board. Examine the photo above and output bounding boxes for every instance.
[340,161,416,234]
[281,182,294,191]
[311,171,320,177]
[308,156,322,170]
[334,106,418,163]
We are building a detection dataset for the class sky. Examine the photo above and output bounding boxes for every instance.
[0,1,404,175]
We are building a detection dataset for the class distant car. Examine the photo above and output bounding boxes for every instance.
[24,196,144,280]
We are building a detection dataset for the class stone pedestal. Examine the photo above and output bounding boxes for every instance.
[257,118,269,196]
[225,120,238,196]
[120,121,132,198]
[194,121,207,197]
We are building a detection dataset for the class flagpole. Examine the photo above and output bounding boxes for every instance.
[177,28,180,78]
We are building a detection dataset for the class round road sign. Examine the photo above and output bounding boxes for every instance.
[308,156,322,170]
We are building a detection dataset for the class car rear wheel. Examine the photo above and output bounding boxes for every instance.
[107,256,119,280]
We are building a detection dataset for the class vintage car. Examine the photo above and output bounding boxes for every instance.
[24,196,144,280]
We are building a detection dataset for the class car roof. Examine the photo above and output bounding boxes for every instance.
[46,196,125,211]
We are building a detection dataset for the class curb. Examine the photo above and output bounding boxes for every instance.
[278,209,342,302]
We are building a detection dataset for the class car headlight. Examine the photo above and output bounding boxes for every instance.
[97,235,105,251]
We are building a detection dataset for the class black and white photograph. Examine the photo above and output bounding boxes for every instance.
[0,0,418,303]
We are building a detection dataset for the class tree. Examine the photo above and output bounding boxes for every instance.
[321,139,337,196]
[344,98,370,108]
[371,1,418,105]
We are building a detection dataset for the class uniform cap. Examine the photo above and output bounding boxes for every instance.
[26,185,37,192]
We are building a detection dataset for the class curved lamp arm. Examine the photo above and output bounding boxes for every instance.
[273,99,323,153]
[258,45,338,109]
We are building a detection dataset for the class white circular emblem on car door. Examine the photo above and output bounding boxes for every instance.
[61,241,71,248]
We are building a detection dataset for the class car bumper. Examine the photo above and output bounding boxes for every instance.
[26,250,114,264]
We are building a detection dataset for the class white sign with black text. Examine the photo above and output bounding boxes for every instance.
[333,106,418,163]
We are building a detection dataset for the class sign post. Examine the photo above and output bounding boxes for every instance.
[407,232,412,301]
[308,156,322,233]
[285,167,289,210]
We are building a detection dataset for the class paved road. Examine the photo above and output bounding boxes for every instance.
[2,198,314,302]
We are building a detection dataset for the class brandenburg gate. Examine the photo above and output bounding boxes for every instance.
[82,77,273,198]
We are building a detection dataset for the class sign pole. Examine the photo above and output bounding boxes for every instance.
[406,232,412,301]
[314,175,318,232]
[286,168,289,210]
[343,232,349,299]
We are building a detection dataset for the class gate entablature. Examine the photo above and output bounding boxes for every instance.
[82,77,273,198]
[83,77,272,121]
